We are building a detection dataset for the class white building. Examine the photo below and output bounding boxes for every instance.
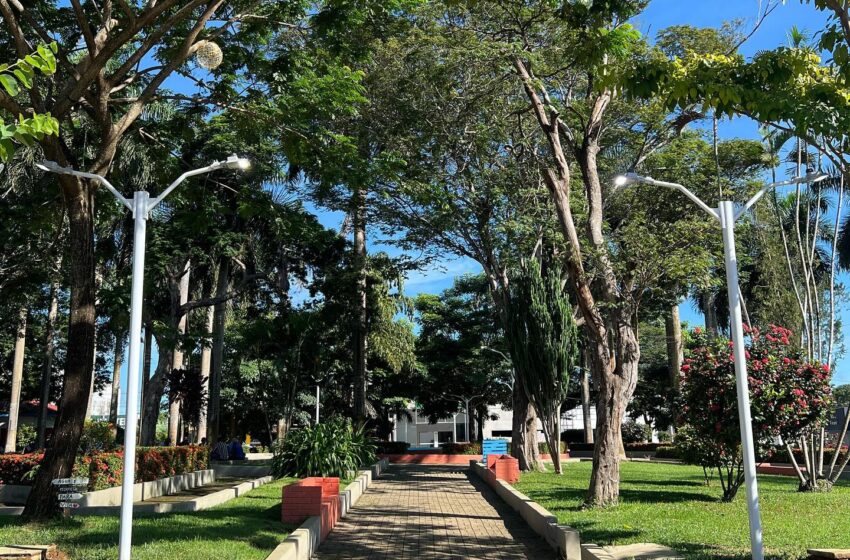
[392,402,598,448]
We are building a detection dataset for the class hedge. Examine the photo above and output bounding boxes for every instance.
[440,442,482,454]
[0,453,43,485]
[1,446,209,491]
[539,441,568,455]
[568,442,665,452]
[374,441,411,454]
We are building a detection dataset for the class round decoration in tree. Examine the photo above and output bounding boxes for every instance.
[194,40,223,70]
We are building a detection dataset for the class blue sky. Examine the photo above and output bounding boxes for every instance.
[110,1,849,416]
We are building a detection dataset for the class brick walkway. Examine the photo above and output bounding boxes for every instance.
[315,464,556,560]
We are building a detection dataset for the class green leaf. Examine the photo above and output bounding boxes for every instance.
[0,74,19,96]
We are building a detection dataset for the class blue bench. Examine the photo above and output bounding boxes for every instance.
[482,439,509,465]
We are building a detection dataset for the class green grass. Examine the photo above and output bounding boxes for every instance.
[515,462,850,559]
[0,478,297,560]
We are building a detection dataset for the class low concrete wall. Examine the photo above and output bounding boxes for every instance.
[0,469,215,510]
[0,484,30,504]
[265,458,390,560]
[77,475,273,516]
[212,463,271,478]
[381,453,571,465]
[470,461,582,560]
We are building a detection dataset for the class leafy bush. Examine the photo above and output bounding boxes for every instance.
[657,431,673,443]
[439,442,482,454]
[15,424,37,452]
[655,446,681,460]
[680,325,832,501]
[622,420,652,444]
[271,418,376,478]
[136,445,209,482]
[0,453,42,485]
[538,440,567,455]
[0,446,209,490]
[374,441,410,454]
[79,421,117,453]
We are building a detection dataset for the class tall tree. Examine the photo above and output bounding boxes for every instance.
[507,259,579,475]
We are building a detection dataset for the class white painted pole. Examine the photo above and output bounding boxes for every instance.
[118,191,149,560]
[315,385,320,425]
[453,413,457,443]
[719,200,764,560]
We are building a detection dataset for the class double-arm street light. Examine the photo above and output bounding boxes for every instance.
[614,170,827,560]
[37,155,250,560]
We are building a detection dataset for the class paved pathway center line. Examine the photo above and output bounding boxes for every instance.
[315,464,556,560]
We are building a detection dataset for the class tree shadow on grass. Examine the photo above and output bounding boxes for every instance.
[0,490,294,558]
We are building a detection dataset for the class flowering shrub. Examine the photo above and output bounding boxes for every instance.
[0,446,209,491]
[679,325,832,501]
[0,453,43,485]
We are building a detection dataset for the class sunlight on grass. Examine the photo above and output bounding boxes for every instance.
[515,462,850,560]
[0,478,297,560]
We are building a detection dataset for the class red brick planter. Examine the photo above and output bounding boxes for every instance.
[489,455,520,484]
[282,477,341,539]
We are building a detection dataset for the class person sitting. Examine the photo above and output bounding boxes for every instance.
[211,436,229,461]
[228,438,246,461]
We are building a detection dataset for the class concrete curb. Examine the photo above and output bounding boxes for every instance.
[0,469,217,516]
[265,458,390,560]
[469,461,581,560]
[580,543,616,560]
[76,474,273,516]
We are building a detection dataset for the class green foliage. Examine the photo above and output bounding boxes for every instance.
[78,421,117,454]
[507,258,578,473]
[834,384,850,406]
[679,325,833,500]
[440,442,482,455]
[621,419,652,444]
[271,418,376,478]
[15,424,37,452]
[0,42,59,160]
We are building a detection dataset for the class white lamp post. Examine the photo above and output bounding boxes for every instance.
[37,155,250,560]
[614,170,827,560]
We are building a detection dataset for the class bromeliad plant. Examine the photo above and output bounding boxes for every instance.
[679,325,833,500]
[271,418,376,478]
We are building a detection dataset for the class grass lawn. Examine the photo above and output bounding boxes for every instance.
[0,478,297,560]
[515,461,850,560]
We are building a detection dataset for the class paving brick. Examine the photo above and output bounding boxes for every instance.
[315,464,555,560]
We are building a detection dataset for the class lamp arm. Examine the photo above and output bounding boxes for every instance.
[734,177,809,222]
[147,164,217,211]
[69,169,134,212]
[644,178,720,221]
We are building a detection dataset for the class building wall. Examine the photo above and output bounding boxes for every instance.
[393,403,600,446]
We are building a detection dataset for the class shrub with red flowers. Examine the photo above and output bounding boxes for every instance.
[1,445,210,491]
[0,453,43,485]
[679,324,832,501]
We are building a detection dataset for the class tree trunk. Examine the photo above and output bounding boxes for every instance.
[108,335,124,426]
[206,258,230,444]
[168,259,191,444]
[586,324,640,507]
[702,292,719,338]
[545,405,563,474]
[24,177,96,520]
[4,307,28,453]
[197,301,215,442]
[138,326,152,443]
[664,303,683,388]
[581,361,594,444]
[511,377,541,470]
[352,187,368,422]
[141,346,172,445]
[37,280,60,449]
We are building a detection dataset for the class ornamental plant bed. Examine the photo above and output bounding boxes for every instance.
[0,446,209,491]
